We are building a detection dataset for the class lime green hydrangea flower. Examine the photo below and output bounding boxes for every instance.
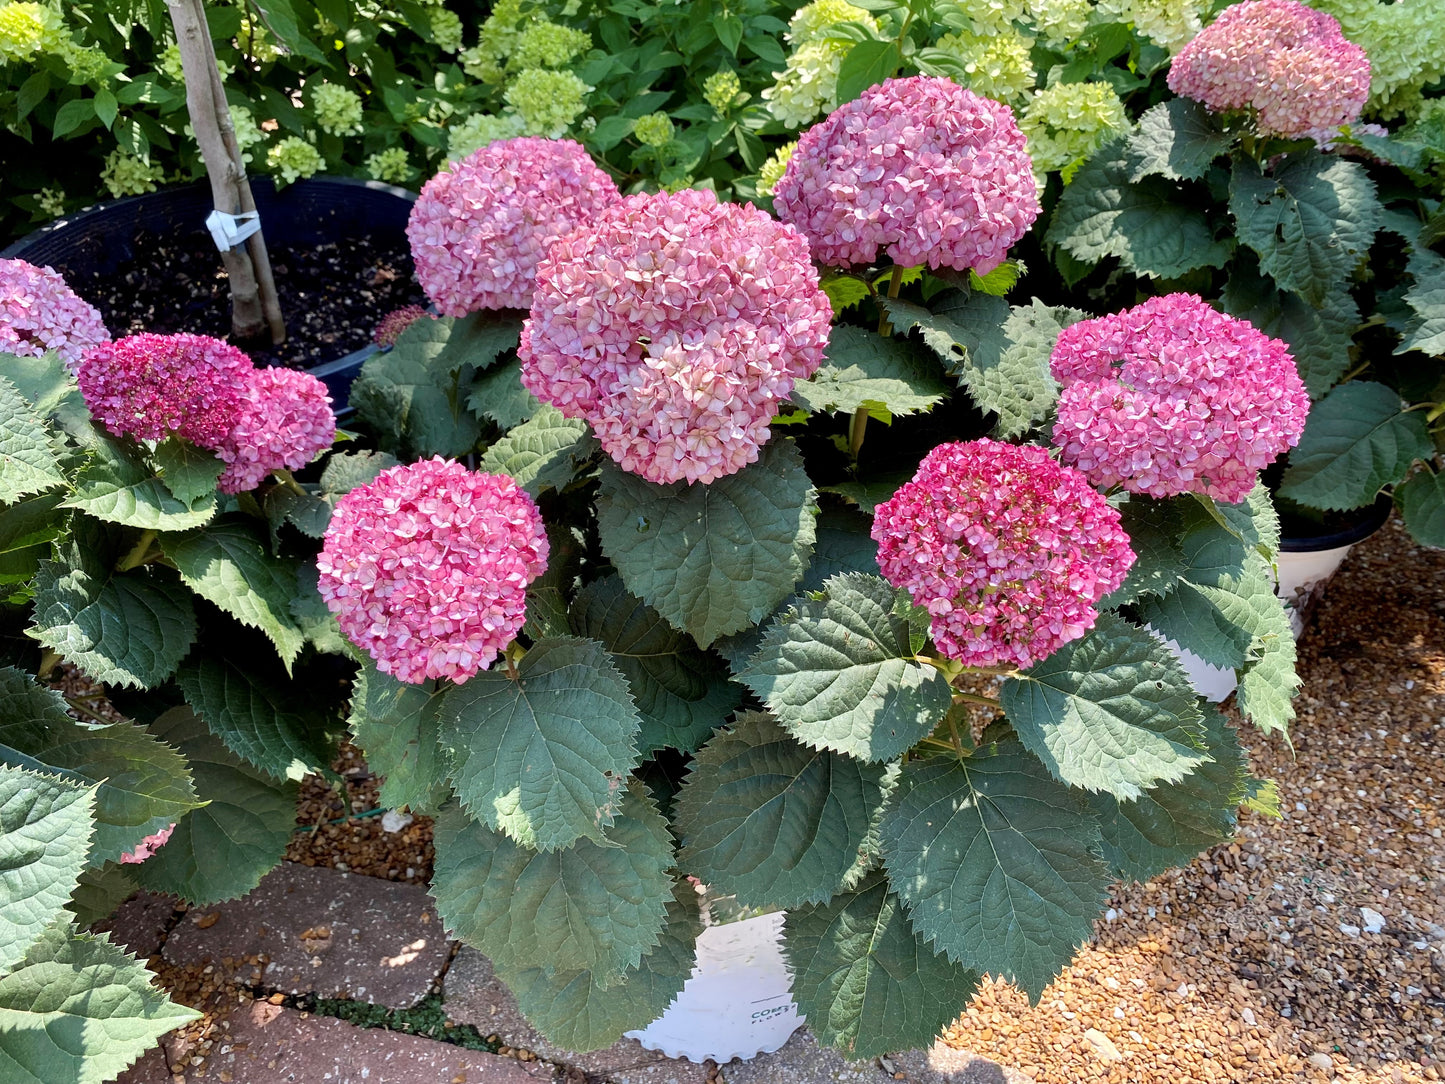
[101,150,165,198]
[633,112,675,147]
[504,68,591,137]
[1020,82,1129,182]
[228,105,264,153]
[763,39,850,128]
[448,111,527,161]
[36,187,65,218]
[1311,0,1445,119]
[1095,0,1203,53]
[0,2,65,62]
[1026,0,1091,47]
[463,0,523,82]
[757,140,797,197]
[366,147,412,184]
[267,136,324,185]
[311,83,364,137]
[934,28,1036,103]
[704,69,742,114]
[429,7,464,53]
[787,0,883,43]
[59,40,108,83]
[513,20,591,68]
[236,15,283,64]
[944,0,1028,34]
[158,41,234,84]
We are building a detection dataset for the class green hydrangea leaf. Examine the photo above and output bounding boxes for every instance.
[800,509,880,592]
[0,925,200,1084]
[440,637,642,850]
[740,573,951,762]
[880,743,1109,1001]
[465,358,541,430]
[1232,562,1300,737]
[569,575,740,757]
[431,788,674,985]
[347,658,451,816]
[0,490,65,593]
[1278,382,1431,511]
[153,438,224,505]
[1088,705,1248,884]
[0,667,200,867]
[1399,247,1445,356]
[479,404,598,498]
[64,864,139,930]
[785,872,979,1059]
[791,325,947,419]
[290,564,349,656]
[176,653,334,781]
[1048,143,1233,279]
[1127,99,1231,182]
[0,374,64,502]
[0,765,95,972]
[64,438,216,530]
[161,517,306,670]
[1000,614,1208,801]
[820,272,871,313]
[319,449,399,498]
[676,712,893,908]
[835,39,901,104]
[129,707,297,905]
[0,351,82,423]
[596,439,817,647]
[1228,152,1381,306]
[1102,497,1186,607]
[1398,469,1445,548]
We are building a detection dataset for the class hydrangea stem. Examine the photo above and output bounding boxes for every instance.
[116,529,159,572]
[953,691,1002,709]
[853,265,908,457]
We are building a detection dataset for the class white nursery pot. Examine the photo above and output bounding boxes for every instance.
[1275,496,1392,638]
[626,911,803,1063]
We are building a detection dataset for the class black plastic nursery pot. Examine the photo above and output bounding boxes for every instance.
[1,176,420,411]
[1278,492,1395,553]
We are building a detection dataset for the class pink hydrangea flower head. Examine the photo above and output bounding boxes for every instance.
[76,332,253,447]
[1167,0,1370,139]
[519,187,834,485]
[872,439,1134,669]
[316,458,549,684]
[0,258,109,368]
[373,304,429,347]
[407,137,622,316]
[772,76,1041,274]
[217,368,336,493]
[119,823,175,865]
[1049,293,1310,503]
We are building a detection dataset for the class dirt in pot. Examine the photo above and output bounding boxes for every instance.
[54,228,429,370]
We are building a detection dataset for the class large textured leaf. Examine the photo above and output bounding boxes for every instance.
[64,439,215,530]
[676,713,892,908]
[431,788,674,985]
[792,325,947,419]
[1102,497,1186,607]
[176,654,333,781]
[465,358,539,429]
[479,405,598,498]
[439,637,641,850]
[800,509,880,591]
[1398,469,1445,549]
[785,873,979,1058]
[0,375,64,502]
[153,438,224,505]
[0,925,199,1084]
[1048,143,1233,279]
[1088,706,1247,883]
[569,576,740,756]
[65,865,138,930]
[129,707,297,905]
[319,449,398,498]
[0,490,65,591]
[596,439,817,647]
[0,765,95,972]
[1232,565,1300,737]
[1229,153,1381,306]
[880,744,1110,1000]
[0,668,200,866]
[161,517,306,669]
[1127,99,1231,182]
[1399,247,1445,356]
[1001,615,1207,801]
[1278,382,1431,511]
[501,883,700,1050]
[347,659,451,815]
[740,573,952,762]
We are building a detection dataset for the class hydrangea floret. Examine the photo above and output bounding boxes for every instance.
[366,147,412,184]
[756,141,797,197]
[317,458,549,684]
[101,150,165,198]
[703,70,742,114]
[1310,0,1445,118]
[932,28,1036,103]
[0,259,109,368]
[0,0,64,61]
[447,111,527,162]
[762,0,884,128]
[311,83,364,137]
[1050,294,1310,503]
[428,7,464,53]
[267,136,324,184]
[408,137,621,316]
[118,824,175,865]
[1167,0,1371,139]
[519,188,833,485]
[373,305,429,347]
[633,112,675,148]
[1020,83,1130,180]
[503,69,591,138]
[1095,0,1205,52]
[873,438,1136,669]
[512,20,591,68]
[216,369,335,494]
[773,76,1041,274]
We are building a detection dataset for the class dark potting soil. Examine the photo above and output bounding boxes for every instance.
[54,229,429,370]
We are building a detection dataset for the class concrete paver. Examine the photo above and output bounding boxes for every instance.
[95,891,177,959]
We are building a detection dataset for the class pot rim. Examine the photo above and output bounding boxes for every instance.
[1279,493,1393,553]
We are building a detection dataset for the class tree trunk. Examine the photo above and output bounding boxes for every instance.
[167,0,285,345]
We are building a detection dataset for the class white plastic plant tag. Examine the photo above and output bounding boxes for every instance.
[205,209,262,251]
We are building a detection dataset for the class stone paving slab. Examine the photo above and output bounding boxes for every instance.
[117,1002,557,1084]
[163,862,452,1009]
[717,1030,1023,1084]
[94,891,177,959]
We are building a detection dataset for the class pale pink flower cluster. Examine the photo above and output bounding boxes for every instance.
[0,258,109,368]
[873,439,1134,669]
[1049,294,1309,503]
[1167,0,1370,139]
[119,823,175,865]
[407,137,621,316]
[519,188,833,485]
[317,458,549,684]
[373,304,429,347]
[217,368,336,494]
[772,76,1041,274]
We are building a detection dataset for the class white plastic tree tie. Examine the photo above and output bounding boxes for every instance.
[205,209,262,251]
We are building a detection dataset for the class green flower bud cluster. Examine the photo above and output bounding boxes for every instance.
[366,147,412,184]
[757,140,796,197]
[933,28,1035,103]
[267,136,324,185]
[158,42,233,84]
[101,149,165,198]
[429,7,464,53]
[504,69,591,138]
[633,112,675,147]
[703,70,741,114]
[311,83,364,137]
[1093,0,1203,53]
[1020,82,1129,182]
[448,111,527,161]
[513,20,591,68]
[35,187,65,218]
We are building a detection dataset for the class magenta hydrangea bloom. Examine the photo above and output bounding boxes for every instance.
[519,188,833,485]
[0,258,109,368]
[873,439,1134,669]
[1167,0,1369,139]
[76,332,252,447]
[317,458,549,685]
[407,138,621,316]
[1049,294,1309,503]
[772,76,1040,274]
[217,369,336,494]
[119,823,175,865]
[373,304,429,347]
